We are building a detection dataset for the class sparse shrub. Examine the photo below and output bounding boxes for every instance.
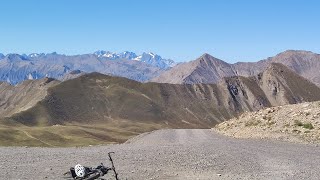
[267,121,276,126]
[303,123,314,130]
[294,120,303,126]
[304,130,311,133]
[245,120,261,127]
[267,116,272,121]
[305,112,311,116]
[283,123,290,128]
[292,129,301,133]
[294,120,314,129]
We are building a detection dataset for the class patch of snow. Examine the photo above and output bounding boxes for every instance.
[133,55,142,61]
[29,53,40,58]
[148,52,155,58]
[28,73,34,80]
[6,77,11,84]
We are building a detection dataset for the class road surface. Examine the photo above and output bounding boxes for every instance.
[1,129,320,179]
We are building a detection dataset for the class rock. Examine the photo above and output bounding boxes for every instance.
[302,103,310,108]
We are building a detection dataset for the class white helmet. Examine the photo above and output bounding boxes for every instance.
[75,164,86,177]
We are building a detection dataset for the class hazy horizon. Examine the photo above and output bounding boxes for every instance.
[0,49,317,64]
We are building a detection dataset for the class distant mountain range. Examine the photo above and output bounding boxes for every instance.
[152,50,320,87]
[1,50,320,87]
[0,51,175,85]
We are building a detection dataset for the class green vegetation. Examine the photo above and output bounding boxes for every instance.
[294,120,303,126]
[303,123,314,129]
[294,120,314,129]
[0,120,164,147]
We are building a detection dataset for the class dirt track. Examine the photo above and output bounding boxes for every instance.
[1,129,320,179]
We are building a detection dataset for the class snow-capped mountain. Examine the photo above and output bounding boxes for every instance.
[94,51,138,60]
[94,51,120,59]
[133,52,176,69]
[28,53,44,58]
[0,51,175,85]
[119,51,138,59]
[94,51,176,69]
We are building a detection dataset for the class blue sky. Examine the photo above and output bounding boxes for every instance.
[0,0,319,63]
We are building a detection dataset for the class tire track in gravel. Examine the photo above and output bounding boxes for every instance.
[21,130,55,147]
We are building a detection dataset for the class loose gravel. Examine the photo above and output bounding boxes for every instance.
[1,129,320,180]
[215,101,320,144]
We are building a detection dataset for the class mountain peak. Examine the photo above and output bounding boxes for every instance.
[200,53,212,58]
[275,50,316,58]
[94,50,118,59]
[92,50,173,69]
[197,53,229,66]
[152,53,234,84]
[265,63,290,74]
[262,62,315,88]
[5,54,29,61]
[29,53,41,58]
[133,52,175,69]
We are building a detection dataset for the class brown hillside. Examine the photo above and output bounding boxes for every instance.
[2,64,320,146]
[0,78,59,118]
[152,50,320,86]
[258,63,320,106]
[9,73,240,128]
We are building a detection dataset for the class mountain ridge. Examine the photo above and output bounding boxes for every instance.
[152,50,320,86]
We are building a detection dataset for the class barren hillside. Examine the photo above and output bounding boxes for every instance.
[0,78,59,117]
[152,50,320,86]
[214,101,320,144]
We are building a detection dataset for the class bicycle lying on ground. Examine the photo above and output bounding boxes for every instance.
[64,152,119,180]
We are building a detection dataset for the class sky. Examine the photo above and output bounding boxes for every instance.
[0,0,319,63]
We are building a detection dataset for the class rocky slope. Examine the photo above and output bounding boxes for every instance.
[0,78,59,118]
[152,50,320,86]
[1,63,320,146]
[214,101,320,144]
[152,53,236,84]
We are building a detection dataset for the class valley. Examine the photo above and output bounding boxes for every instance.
[1,61,320,146]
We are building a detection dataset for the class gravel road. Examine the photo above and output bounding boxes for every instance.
[1,129,320,180]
